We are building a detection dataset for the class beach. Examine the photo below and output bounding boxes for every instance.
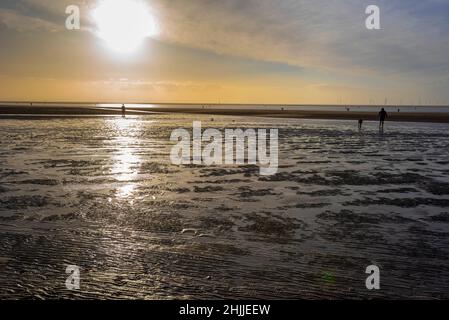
[2,0,449,305]
[1,113,449,299]
[2,104,449,123]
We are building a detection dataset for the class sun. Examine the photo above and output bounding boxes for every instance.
[92,0,157,54]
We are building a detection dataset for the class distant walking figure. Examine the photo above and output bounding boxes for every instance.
[358,119,363,130]
[379,108,388,129]
[121,104,126,117]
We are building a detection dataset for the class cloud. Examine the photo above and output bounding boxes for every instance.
[3,0,449,78]
[0,8,61,32]
[147,0,449,78]
[96,78,223,92]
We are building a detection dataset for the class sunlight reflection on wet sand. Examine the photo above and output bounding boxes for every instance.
[109,118,142,200]
[1,115,449,299]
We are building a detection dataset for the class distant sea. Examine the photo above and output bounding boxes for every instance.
[2,102,449,113]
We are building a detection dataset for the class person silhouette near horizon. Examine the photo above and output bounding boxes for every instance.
[358,119,363,131]
[379,108,388,129]
[121,104,126,117]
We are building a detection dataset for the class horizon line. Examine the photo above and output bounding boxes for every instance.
[1,101,448,108]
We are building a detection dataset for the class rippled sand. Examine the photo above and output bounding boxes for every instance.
[1,114,449,299]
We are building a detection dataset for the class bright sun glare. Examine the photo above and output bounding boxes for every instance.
[92,0,157,54]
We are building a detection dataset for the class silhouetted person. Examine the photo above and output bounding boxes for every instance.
[379,108,388,129]
[121,104,126,117]
[358,119,363,130]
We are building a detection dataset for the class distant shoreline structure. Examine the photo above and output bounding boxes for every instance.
[2,104,449,123]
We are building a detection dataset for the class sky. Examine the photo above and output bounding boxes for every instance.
[0,0,449,104]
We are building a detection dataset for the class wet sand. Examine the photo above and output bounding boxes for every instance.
[1,105,449,123]
[1,114,449,299]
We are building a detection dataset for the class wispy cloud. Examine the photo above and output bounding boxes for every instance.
[0,8,61,32]
[149,0,449,78]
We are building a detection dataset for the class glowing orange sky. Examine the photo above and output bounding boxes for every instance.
[1,0,448,105]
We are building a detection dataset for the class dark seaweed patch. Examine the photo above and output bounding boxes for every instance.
[0,195,58,209]
[239,213,305,240]
[428,212,449,222]
[344,197,449,208]
[234,186,278,198]
[296,189,343,197]
[194,186,225,193]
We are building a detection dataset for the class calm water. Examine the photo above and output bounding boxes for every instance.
[1,114,449,299]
